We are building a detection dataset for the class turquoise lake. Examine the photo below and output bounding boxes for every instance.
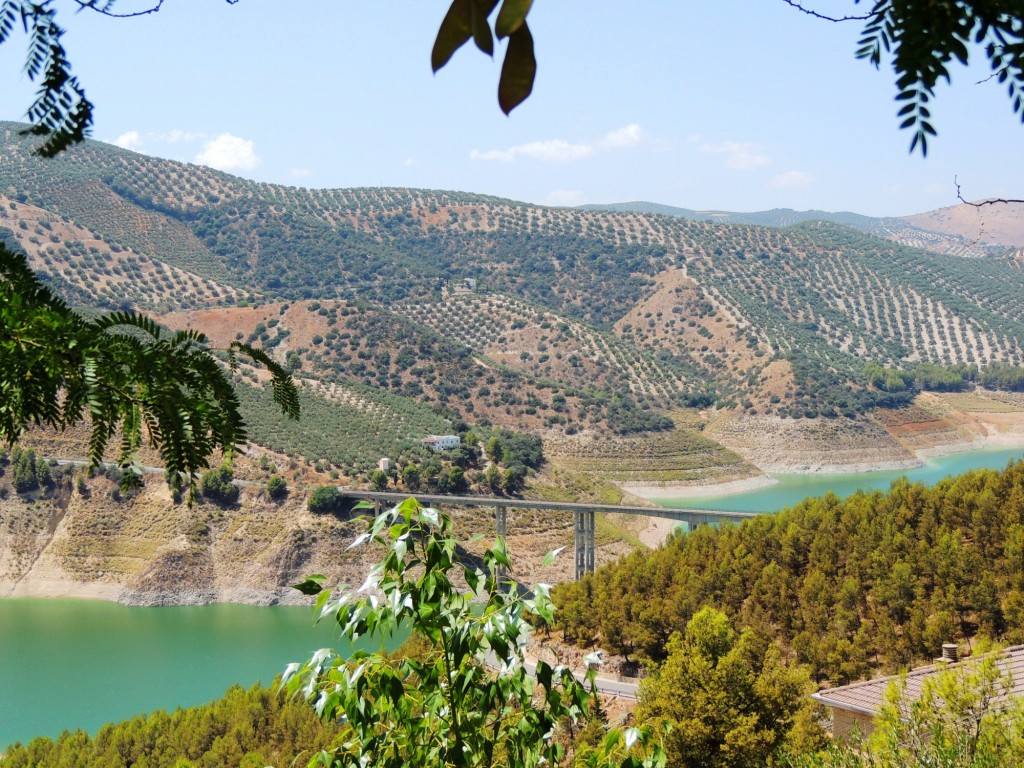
[0,599,379,751]
[658,446,1024,513]
[2,446,1021,752]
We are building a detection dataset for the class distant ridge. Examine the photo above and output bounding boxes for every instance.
[579,201,882,229]
[577,201,1011,256]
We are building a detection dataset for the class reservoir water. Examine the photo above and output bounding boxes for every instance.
[2,446,1021,752]
[659,446,1024,512]
[0,599,376,751]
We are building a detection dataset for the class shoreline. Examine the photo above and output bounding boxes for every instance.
[623,475,777,501]
[0,580,306,607]
[622,433,1024,503]
[6,437,1023,608]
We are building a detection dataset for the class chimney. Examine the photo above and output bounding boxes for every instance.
[939,643,959,664]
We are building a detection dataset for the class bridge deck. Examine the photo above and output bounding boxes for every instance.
[338,489,757,523]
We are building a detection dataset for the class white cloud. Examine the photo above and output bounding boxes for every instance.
[546,189,585,206]
[471,124,645,163]
[114,130,143,150]
[157,129,206,144]
[600,123,644,149]
[700,140,771,170]
[404,157,417,167]
[472,139,594,163]
[195,133,261,172]
[770,170,813,189]
[289,167,311,178]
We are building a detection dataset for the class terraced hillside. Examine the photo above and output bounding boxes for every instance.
[582,201,1012,258]
[7,122,1024,467]
[393,293,703,408]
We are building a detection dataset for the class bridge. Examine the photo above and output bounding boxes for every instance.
[338,489,758,579]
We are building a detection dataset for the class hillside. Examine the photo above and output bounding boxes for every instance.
[580,200,1018,258]
[903,202,1024,249]
[5,121,1024,491]
[0,433,653,605]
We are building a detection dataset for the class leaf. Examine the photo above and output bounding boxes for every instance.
[432,0,473,72]
[348,532,372,550]
[542,546,565,566]
[498,22,536,115]
[495,0,532,38]
[624,726,640,751]
[470,0,494,56]
[292,576,326,596]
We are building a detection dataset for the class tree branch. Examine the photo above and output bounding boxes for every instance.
[955,176,1024,208]
[73,1,165,19]
[779,0,871,23]
[74,1,236,19]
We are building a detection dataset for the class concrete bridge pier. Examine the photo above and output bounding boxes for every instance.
[574,509,596,580]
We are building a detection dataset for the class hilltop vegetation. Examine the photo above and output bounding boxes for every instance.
[0,682,336,767]
[6,122,1024,479]
[553,460,1024,685]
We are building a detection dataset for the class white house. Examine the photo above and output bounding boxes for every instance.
[421,434,461,452]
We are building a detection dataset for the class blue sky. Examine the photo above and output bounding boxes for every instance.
[0,1,1020,217]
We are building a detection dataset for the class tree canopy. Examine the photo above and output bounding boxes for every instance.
[0,1,1021,156]
[0,242,298,494]
[285,497,667,768]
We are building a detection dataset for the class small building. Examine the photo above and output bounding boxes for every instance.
[421,434,461,452]
[813,644,1024,741]
[378,457,390,473]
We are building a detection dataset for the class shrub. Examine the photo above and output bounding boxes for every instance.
[200,465,240,505]
[266,474,288,499]
[308,485,341,514]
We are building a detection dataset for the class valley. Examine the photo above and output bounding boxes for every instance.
[4,121,1024,608]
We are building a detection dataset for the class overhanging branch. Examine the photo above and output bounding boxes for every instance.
[955,176,1024,208]
[780,0,871,23]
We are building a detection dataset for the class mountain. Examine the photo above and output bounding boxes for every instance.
[4,121,1024,485]
[579,201,1018,258]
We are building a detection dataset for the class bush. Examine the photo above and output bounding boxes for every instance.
[308,485,341,514]
[200,465,240,505]
[266,474,288,499]
[370,469,389,491]
[11,447,38,493]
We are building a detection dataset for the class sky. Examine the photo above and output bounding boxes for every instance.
[0,1,1020,218]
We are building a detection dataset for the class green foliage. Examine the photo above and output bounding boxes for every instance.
[865,363,915,393]
[432,0,536,115]
[484,462,502,492]
[265,473,288,499]
[855,2,1024,155]
[307,485,342,514]
[435,464,467,493]
[400,463,421,490]
[0,682,337,768]
[283,498,667,768]
[501,464,525,494]
[637,608,823,768]
[370,468,390,491]
[0,243,298,496]
[10,446,38,493]
[0,1,93,157]
[199,464,239,505]
[554,462,1024,683]
[485,429,544,469]
[978,362,1024,391]
[235,379,449,476]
